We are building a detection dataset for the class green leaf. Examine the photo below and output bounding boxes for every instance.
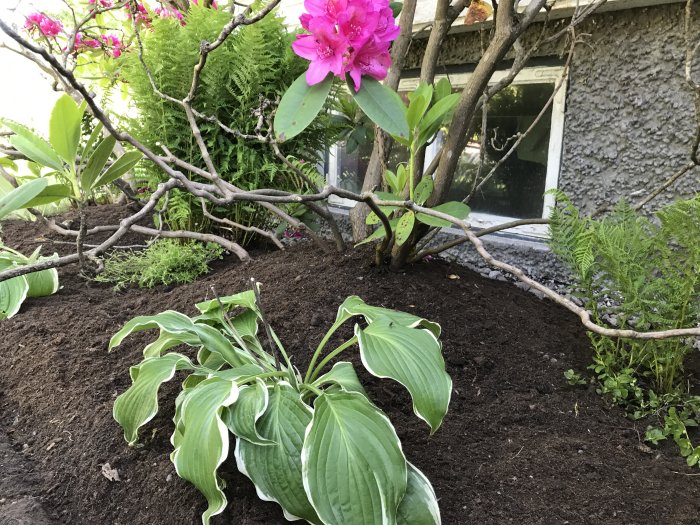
[395,210,415,246]
[81,135,116,191]
[49,94,84,165]
[222,379,274,446]
[355,217,399,247]
[389,1,403,17]
[81,122,104,161]
[109,310,199,350]
[356,319,451,433]
[171,377,239,525]
[397,463,442,525]
[434,77,453,101]
[414,177,434,206]
[25,264,59,298]
[235,382,321,524]
[92,150,142,189]
[275,72,333,142]
[23,183,72,208]
[383,169,400,194]
[416,202,470,228]
[416,93,460,147]
[113,353,194,445]
[0,179,48,220]
[406,94,430,131]
[335,295,441,337]
[1,119,64,171]
[350,77,409,140]
[195,290,258,318]
[303,391,407,525]
[312,361,367,396]
[0,157,18,171]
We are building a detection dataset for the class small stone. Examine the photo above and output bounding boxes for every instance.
[550,357,558,364]
[166,474,173,482]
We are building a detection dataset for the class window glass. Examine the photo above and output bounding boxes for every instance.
[447,83,554,218]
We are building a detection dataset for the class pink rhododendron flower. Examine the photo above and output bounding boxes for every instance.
[87,0,114,7]
[24,13,63,37]
[74,33,101,50]
[100,33,124,57]
[293,0,399,90]
[191,0,218,8]
[125,3,152,27]
[154,5,185,24]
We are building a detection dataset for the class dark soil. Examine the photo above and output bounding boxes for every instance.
[1,204,699,525]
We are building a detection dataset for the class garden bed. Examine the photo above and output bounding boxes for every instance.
[1,205,699,524]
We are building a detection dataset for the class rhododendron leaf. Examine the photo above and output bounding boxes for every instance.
[335,295,441,337]
[406,94,430,131]
[355,217,399,246]
[1,120,64,172]
[92,151,142,189]
[0,178,48,220]
[366,206,399,225]
[170,377,239,525]
[236,383,321,524]
[350,77,409,140]
[275,72,333,142]
[434,77,453,101]
[416,93,460,147]
[81,135,116,191]
[356,320,451,433]
[81,122,104,160]
[390,1,403,18]
[397,463,442,525]
[414,177,434,206]
[113,353,194,445]
[302,391,407,525]
[49,94,84,165]
[395,210,415,246]
[23,183,72,208]
[222,379,274,446]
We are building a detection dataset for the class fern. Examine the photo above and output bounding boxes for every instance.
[124,4,342,245]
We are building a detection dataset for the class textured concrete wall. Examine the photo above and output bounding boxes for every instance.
[387,4,700,282]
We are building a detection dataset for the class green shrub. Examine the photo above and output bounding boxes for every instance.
[95,239,222,290]
[125,4,341,244]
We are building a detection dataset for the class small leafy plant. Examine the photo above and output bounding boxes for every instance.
[111,288,450,524]
[0,94,142,207]
[95,239,223,291]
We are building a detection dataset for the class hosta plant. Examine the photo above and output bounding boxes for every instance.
[111,288,451,524]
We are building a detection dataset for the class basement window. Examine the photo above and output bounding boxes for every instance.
[324,65,567,238]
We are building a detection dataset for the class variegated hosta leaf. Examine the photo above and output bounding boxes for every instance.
[335,295,441,338]
[171,377,239,525]
[0,274,28,320]
[236,382,321,524]
[195,290,258,319]
[113,353,194,445]
[397,463,441,525]
[355,320,452,434]
[302,391,407,525]
[24,266,59,298]
[109,311,255,367]
[222,379,274,446]
[144,332,198,359]
[312,361,367,396]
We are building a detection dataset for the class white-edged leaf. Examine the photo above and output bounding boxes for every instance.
[222,379,274,446]
[195,290,258,317]
[356,320,451,433]
[109,311,199,350]
[171,377,239,525]
[0,274,28,320]
[236,382,321,524]
[25,265,59,297]
[312,361,367,396]
[113,353,194,445]
[335,295,441,338]
[397,462,441,525]
[302,390,407,525]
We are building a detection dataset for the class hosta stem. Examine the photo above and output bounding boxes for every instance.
[305,319,345,383]
[308,336,358,383]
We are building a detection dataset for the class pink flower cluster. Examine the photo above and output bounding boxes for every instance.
[73,32,123,57]
[87,0,113,8]
[24,13,63,37]
[154,5,185,24]
[292,0,400,91]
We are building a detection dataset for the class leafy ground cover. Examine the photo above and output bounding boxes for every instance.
[1,204,700,524]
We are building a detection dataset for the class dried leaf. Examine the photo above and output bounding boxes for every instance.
[464,0,493,25]
[448,274,460,280]
[100,463,121,482]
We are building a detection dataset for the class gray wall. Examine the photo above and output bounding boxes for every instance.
[391,4,700,281]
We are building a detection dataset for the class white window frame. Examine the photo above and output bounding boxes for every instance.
[326,65,567,239]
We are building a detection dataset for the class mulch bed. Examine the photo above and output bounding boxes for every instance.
[1,204,699,525]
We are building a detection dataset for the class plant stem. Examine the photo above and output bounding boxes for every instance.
[304,318,346,383]
[308,336,358,383]
[236,371,289,385]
